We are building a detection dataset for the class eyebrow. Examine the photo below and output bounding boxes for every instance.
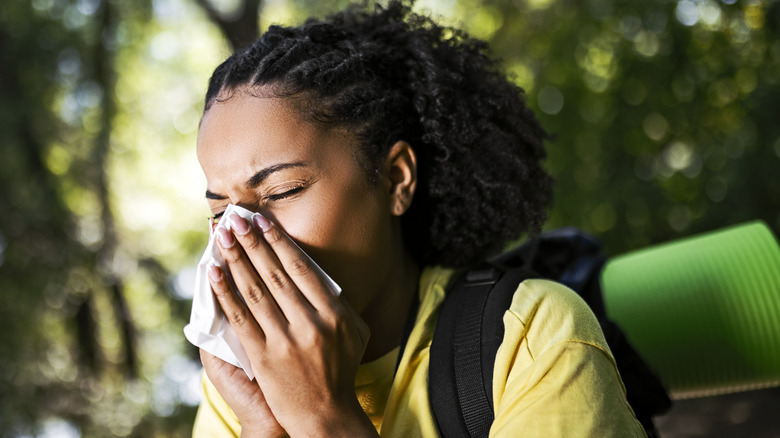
[204,161,308,200]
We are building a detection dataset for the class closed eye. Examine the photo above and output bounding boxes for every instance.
[207,211,225,232]
[207,184,307,224]
[266,185,305,202]
[209,211,225,225]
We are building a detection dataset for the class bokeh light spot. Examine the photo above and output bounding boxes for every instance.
[57,48,81,77]
[646,9,669,34]
[64,5,89,29]
[667,205,692,231]
[528,0,555,9]
[32,0,56,13]
[676,0,699,26]
[538,85,564,115]
[77,80,104,108]
[76,0,101,16]
[735,68,757,94]
[173,266,196,299]
[467,6,503,40]
[619,15,642,40]
[173,107,200,135]
[681,155,703,178]
[706,176,729,202]
[643,113,670,142]
[151,31,179,61]
[36,418,80,438]
[635,30,660,57]
[508,61,535,91]
[672,74,696,102]
[744,4,764,30]
[664,140,694,171]
[45,144,72,176]
[699,0,723,28]
[711,79,738,106]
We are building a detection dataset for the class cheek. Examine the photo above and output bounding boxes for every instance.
[276,181,391,285]
[282,185,386,257]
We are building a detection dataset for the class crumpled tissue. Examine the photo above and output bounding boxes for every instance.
[183,204,341,380]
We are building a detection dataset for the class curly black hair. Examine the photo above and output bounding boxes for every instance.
[203,0,554,268]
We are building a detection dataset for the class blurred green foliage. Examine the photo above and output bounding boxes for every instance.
[0,0,777,436]
[480,0,780,253]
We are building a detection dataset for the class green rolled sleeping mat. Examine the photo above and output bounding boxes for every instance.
[601,220,780,399]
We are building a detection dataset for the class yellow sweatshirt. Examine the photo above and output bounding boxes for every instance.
[192,266,646,437]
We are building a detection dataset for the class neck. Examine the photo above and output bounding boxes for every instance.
[359,251,420,363]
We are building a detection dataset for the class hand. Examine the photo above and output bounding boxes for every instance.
[200,349,287,438]
[208,212,375,437]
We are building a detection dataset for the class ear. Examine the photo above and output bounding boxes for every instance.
[383,141,418,216]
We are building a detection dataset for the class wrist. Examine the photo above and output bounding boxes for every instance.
[240,425,287,438]
[239,419,287,438]
[303,396,377,438]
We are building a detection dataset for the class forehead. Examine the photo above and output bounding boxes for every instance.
[196,91,363,192]
[198,93,315,174]
[199,91,301,149]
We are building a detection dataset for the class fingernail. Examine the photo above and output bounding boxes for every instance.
[216,227,234,248]
[230,213,251,235]
[208,261,223,282]
[252,213,271,232]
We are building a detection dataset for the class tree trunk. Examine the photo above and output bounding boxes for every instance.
[194,0,263,51]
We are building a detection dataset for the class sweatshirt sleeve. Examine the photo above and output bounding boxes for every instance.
[490,280,646,438]
[191,371,242,438]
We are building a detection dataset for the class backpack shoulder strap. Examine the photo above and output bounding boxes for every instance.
[429,266,533,438]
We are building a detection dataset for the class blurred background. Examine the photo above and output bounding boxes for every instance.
[0,0,778,436]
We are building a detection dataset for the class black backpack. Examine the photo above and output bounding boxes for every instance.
[426,228,671,437]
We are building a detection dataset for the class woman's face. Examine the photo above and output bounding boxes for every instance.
[196,91,401,314]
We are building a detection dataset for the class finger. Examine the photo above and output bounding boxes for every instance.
[341,297,371,353]
[252,213,337,310]
[200,349,271,423]
[199,348,220,368]
[199,349,253,397]
[207,261,271,348]
[200,348,240,379]
[215,223,291,334]
[224,213,315,320]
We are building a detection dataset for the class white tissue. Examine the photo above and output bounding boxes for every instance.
[183,204,341,380]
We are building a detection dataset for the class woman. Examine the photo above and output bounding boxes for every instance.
[192,1,645,436]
